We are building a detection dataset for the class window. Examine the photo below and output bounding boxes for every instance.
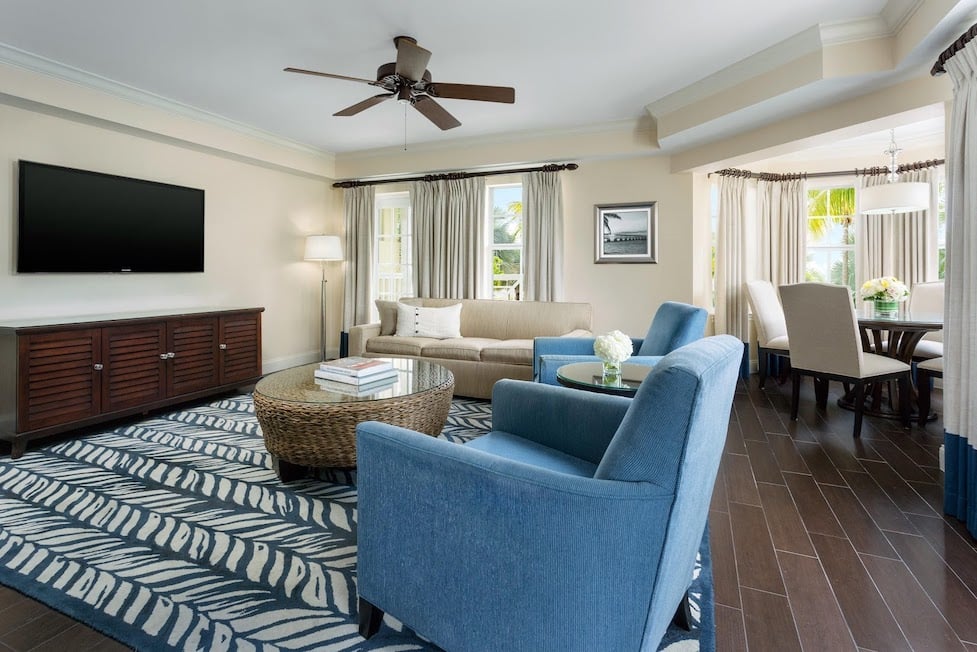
[374,192,412,315]
[488,184,523,300]
[806,185,856,294]
[938,177,946,279]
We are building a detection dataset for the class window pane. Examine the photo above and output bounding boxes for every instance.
[491,186,522,245]
[487,184,523,301]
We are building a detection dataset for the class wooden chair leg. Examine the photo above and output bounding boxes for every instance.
[898,374,911,427]
[917,369,932,427]
[358,597,384,639]
[853,382,865,438]
[814,377,829,409]
[790,370,801,421]
[758,349,768,389]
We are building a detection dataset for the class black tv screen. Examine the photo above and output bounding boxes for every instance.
[17,161,205,273]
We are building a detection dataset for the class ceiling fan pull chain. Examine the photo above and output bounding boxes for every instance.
[404,100,408,151]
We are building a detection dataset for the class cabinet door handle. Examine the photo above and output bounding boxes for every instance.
[219,343,227,350]
[160,353,169,360]
[93,363,104,371]
[167,352,176,359]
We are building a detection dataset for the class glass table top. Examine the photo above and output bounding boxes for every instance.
[556,362,652,395]
[254,358,453,405]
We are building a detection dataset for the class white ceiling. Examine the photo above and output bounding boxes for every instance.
[0,0,965,156]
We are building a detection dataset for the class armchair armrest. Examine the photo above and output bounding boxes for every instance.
[356,421,673,652]
[533,336,643,377]
[492,379,631,465]
[537,354,666,386]
[348,323,380,356]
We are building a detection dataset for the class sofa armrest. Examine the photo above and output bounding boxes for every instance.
[348,323,380,356]
[491,379,632,465]
[356,421,671,652]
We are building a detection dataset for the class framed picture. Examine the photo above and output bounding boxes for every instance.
[594,201,658,264]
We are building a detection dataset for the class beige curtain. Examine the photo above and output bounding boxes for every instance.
[943,37,977,537]
[856,169,939,291]
[522,170,564,301]
[411,177,485,298]
[715,175,753,339]
[342,186,374,330]
[757,178,806,286]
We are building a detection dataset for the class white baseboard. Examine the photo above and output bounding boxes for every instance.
[263,349,337,374]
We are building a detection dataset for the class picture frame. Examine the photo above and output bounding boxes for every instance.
[594,201,658,264]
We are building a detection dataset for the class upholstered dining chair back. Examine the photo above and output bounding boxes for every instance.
[779,282,864,378]
[745,280,788,346]
[909,281,945,344]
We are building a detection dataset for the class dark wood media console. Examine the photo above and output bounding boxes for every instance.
[0,307,264,459]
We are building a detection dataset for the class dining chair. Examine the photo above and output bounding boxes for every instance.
[916,356,943,426]
[908,281,944,360]
[779,282,911,438]
[745,280,790,389]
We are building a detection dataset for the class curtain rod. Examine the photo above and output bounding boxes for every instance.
[712,158,945,181]
[332,162,579,188]
[931,22,977,76]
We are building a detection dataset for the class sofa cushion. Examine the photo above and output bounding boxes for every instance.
[480,339,533,365]
[396,302,463,339]
[422,338,498,362]
[375,300,399,336]
[366,335,435,357]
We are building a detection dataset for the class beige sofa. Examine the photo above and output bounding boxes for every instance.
[348,298,592,399]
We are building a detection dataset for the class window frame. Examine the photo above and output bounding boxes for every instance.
[372,191,412,320]
[805,182,857,294]
[486,182,524,301]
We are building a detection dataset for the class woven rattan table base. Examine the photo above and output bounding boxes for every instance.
[254,375,454,470]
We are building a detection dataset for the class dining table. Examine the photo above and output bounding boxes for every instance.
[838,306,943,421]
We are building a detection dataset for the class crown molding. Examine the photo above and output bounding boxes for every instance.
[0,41,333,159]
[819,16,892,44]
[338,117,652,162]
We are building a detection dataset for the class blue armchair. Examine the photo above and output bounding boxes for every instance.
[533,300,708,385]
[356,335,743,651]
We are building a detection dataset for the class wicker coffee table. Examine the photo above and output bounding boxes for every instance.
[253,358,454,479]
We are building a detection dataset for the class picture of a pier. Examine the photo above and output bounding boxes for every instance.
[595,202,658,263]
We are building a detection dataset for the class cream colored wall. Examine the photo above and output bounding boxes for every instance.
[340,143,695,339]
[0,101,341,370]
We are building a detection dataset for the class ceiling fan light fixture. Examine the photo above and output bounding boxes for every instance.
[397,86,412,104]
[860,129,929,215]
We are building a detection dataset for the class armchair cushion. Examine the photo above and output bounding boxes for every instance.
[465,432,598,476]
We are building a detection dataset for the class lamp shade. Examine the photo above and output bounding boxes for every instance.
[304,235,343,261]
[860,181,929,215]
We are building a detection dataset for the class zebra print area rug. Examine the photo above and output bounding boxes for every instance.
[0,395,712,651]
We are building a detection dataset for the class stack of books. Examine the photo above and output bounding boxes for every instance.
[313,357,398,396]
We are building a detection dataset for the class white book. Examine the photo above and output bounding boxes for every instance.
[314,375,398,396]
[314,368,399,385]
[318,357,393,377]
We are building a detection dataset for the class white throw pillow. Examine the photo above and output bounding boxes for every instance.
[395,302,462,339]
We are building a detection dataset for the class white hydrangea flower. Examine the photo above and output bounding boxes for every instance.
[859,276,909,302]
[593,330,633,364]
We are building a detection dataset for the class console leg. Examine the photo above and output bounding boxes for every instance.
[11,439,27,460]
[358,597,384,639]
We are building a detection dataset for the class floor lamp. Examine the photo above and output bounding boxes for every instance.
[304,235,344,361]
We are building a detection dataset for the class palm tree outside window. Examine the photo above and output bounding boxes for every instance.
[806,185,856,294]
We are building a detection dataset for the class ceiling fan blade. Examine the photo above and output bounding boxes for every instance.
[413,95,461,130]
[426,82,515,104]
[284,67,378,85]
[394,37,432,81]
[333,93,395,117]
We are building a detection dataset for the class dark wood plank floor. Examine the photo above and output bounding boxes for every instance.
[713,376,977,651]
[1,378,974,651]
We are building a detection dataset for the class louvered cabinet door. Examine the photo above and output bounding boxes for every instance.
[219,312,262,384]
[101,323,166,413]
[18,329,101,432]
[167,317,219,396]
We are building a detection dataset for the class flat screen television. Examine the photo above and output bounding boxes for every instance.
[17,160,205,273]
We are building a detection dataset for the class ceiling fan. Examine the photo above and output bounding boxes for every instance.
[285,36,515,130]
